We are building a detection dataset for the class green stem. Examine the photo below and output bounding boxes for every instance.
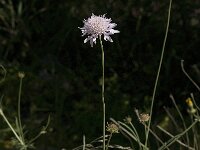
[169,94,190,146]
[106,133,112,150]
[28,132,43,144]
[99,36,105,150]
[0,65,7,84]
[145,0,172,148]
[0,110,24,146]
[28,115,50,144]
[181,60,200,92]
[130,122,142,150]
[83,135,86,150]
[158,120,198,150]
[110,118,148,149]
[18,76,25,142]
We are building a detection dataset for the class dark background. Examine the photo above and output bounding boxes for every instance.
[0,0,200,149]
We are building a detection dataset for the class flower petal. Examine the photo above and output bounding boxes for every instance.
[104,35,113,42]
[110,29,120,34]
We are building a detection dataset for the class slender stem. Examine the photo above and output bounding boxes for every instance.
[18,75,25,142]
[0,65,7,84]
[190,115,197,149]
[164,106,179,129]
[169,94,190,146]
[0,110,24,146]
[28,132,43,144]
[142,123,170,150]
[110,118,148,149]
[106,133,112,150]
[145,0,172,147]
[28,115,50,144]
[83,135,86,150]
[181,60,200,92]
[190,93,200,113]
[90,135,108,144]
[130,122,142,150]
[157,125,195,150]
[99,36,105,150]
[158,120,198,150]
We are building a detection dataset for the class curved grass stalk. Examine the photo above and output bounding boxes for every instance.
[181,60,200,92]
[28,115,50,144]
[146,0,172,147]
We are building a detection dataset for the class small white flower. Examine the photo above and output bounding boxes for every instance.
[79,14,120,47]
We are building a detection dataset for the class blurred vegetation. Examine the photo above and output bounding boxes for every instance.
[0,0,200,149]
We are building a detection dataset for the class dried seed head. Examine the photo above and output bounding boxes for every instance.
[18,72,25,78]
[124,116,132,124]
[139,113,150,122]
[106,122,119,133]
[134,108,150,123]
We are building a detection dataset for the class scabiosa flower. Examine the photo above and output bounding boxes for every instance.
[79,14,120,47]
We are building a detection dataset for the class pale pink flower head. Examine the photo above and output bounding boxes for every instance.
[79,14,120,47]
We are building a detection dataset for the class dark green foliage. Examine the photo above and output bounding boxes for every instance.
[0,0,200,149]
